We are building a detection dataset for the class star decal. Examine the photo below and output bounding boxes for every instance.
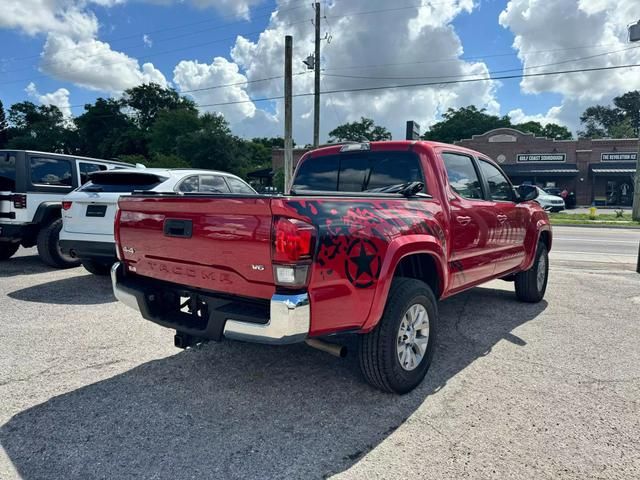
[345,239,381,288]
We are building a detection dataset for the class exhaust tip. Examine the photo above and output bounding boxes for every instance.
[306,338,347,358]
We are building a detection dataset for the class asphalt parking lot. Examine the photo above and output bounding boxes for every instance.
[1,244,639,479]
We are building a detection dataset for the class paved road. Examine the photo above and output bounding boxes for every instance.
[1,245,639,479]
[551,226,640,268]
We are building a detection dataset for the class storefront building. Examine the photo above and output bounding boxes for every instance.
[456,128,637,206]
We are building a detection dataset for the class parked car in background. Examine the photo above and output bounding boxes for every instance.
[60,168,256,275]
[112,141,551,394]
[0,150,131,265]
[524,186,565,212]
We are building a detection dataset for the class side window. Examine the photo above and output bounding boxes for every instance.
[199,175,230,193]
[0,153,16,191]
[30,157,73,187]
[79,162,107,185]
[225,177,255,194]
[478,160,514,202]
[177,176,198,192]
[442,152,483,200]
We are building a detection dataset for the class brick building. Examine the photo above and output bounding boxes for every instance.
[456,128,637,206]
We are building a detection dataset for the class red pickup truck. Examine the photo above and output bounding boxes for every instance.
[112,141,551,393]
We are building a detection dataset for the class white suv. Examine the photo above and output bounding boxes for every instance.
[59,168,257,275]
[0,150,131,266]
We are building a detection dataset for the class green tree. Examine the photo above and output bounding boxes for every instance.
[6,101,70,152]
[176,113,244,174]
[540,123,572,140]
[251,137,291,148]
[514,120,544,137]
[579,91,640,138]
[328,117,392,142]
[423,106,511,143]
[123,83,197,130]
[148,108,201,156]
[74,98,139,159]
[0,100,8,148]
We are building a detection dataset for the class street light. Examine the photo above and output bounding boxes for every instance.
[629,20,640,223]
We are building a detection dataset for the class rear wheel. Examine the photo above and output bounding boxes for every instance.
[81,259,113,276]
[358,278,438,394]
[37,218,81,269]
[0,242,19,261]
[514,241,549,303]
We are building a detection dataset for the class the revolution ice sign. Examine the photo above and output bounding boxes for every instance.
[517,153,566,163]
[601,152,638,162]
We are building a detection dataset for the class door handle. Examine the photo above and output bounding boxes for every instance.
[163,219,193,238]
[497,214,508,223]
[456,216,471,226]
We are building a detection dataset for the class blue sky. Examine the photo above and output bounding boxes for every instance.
[1,0,638,142]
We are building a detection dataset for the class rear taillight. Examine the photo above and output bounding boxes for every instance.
[272,217,316,288]
[11,194,27,209]
[273,217,315,262]
[61,201,72,210]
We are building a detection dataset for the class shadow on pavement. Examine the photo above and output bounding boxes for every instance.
[1,285,547,479]
[0,254,59,278]
[7,274,115,305]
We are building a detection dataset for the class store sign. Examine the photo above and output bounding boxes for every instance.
[601,152,637,162]
[517,153,566,163]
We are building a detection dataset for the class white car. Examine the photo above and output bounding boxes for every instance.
[531,186,565,212]
[59,168,257,275]
[0,149,131,266]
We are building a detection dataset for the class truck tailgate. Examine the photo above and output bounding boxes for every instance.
[117,195,275,299]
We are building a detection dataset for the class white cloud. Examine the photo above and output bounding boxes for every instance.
[0,0,98,39]
[25,82,72,118]
[173,56,265,125]
[143,34,153,48]
[219,0,500,143]
[499,0,640,130]
[41,33,168,92]
[141,0,266,19]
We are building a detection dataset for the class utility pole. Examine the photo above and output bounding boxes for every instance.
[284,35,293,193]
[629,20,640,221]
[313,2,321,147]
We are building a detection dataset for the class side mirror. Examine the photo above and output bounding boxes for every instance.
[516,185,538,202]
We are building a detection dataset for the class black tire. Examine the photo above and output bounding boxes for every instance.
[81,259,113,276]
[358,278,438,394]
[36,218,81,269]
[515,241,549,303]
[0,242,19,261]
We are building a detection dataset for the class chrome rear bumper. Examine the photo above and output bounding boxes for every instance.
[111,262,309,345]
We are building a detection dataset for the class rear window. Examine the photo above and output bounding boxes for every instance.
[79,172,168,193]
[292,151,424,193]
[0,153,16,191]
[30,157,73,187]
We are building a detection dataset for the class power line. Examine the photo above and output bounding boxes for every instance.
[195,63,640,108]
[322,44,640,81]
[5,0,311,65]
[322,42,632,72]
[0,19,311,87]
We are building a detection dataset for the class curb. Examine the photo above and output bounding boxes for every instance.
[551,222,640,230]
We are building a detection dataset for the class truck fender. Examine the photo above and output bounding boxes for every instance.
[32,202,62,226]
[521,221,552,271]
[361,235,447,332]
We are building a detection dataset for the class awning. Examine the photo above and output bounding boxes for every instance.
[502,164,579,177]
[590,162,636,176]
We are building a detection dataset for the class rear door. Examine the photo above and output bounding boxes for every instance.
[63,171,168,238]
[476,158,526,273]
